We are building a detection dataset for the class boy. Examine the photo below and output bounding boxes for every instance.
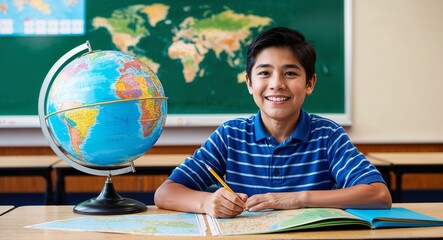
[154,27,392,218]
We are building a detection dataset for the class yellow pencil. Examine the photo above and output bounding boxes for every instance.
[204,163,249,212]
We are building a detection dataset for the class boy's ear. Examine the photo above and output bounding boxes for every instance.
[245,74,253,94]
[306,74,317,96]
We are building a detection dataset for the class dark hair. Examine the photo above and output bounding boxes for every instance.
[246,27,316,82]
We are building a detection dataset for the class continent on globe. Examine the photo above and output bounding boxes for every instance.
[115,58,163,138]
[60,107,99,159]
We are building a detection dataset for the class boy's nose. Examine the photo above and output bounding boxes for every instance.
[269,74,285,90]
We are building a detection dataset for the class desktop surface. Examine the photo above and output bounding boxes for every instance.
[0,203,442,239]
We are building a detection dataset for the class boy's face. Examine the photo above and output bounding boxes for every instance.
[246,47,316,124]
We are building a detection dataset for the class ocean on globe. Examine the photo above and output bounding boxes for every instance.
[45,50,167,166]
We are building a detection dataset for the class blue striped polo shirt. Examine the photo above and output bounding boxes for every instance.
[168,109,385,196]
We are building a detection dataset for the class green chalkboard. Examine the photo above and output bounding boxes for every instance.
[0,0,350,126]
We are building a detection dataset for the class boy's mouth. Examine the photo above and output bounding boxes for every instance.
[265,96,289,102]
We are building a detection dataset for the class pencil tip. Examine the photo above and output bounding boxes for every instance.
[204,163,211,170]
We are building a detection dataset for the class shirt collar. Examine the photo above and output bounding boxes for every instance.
[253,111,268,142]
[253,109,311,143]
[291,108,310,142]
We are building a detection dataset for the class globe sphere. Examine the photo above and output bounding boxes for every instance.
[45,50,167,166]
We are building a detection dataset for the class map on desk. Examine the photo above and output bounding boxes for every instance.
[26,212,206,236]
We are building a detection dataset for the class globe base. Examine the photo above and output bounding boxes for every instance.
[73,177,147,215]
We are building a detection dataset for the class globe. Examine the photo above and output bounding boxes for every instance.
[38,41,167,215]
[46,49,167,166]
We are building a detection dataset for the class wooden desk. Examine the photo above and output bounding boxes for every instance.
[0,203,442,239]
[0,206,14,216]
[52,154,188,204]
[0,156,61,204]
[368,152,443,202]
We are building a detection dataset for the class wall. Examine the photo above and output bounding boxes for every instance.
[348,0,443,143]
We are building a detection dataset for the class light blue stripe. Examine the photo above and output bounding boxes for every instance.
[334,148,357,178]
[176,166,205,190]
[227,135,268,147]
[343,157,367,187]
[224,125,254,136]
[227,158,328,168]
[349,168,379,186]
[227,179,331,190]
[227,169,330,179]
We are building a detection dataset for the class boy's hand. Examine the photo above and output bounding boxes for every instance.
[203,188,248,218]
[246,192,304,212]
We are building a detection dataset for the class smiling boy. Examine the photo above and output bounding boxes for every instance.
[154,27,392,218]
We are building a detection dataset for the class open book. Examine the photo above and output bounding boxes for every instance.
[207,207,443,236]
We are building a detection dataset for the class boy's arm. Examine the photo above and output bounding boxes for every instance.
[154,180,247,218]
[246,182,392,212]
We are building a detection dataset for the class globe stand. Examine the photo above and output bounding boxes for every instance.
[74,176,147,215]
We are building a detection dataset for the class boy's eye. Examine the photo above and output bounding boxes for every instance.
[257,71,270,76]
[285,71,298,76]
